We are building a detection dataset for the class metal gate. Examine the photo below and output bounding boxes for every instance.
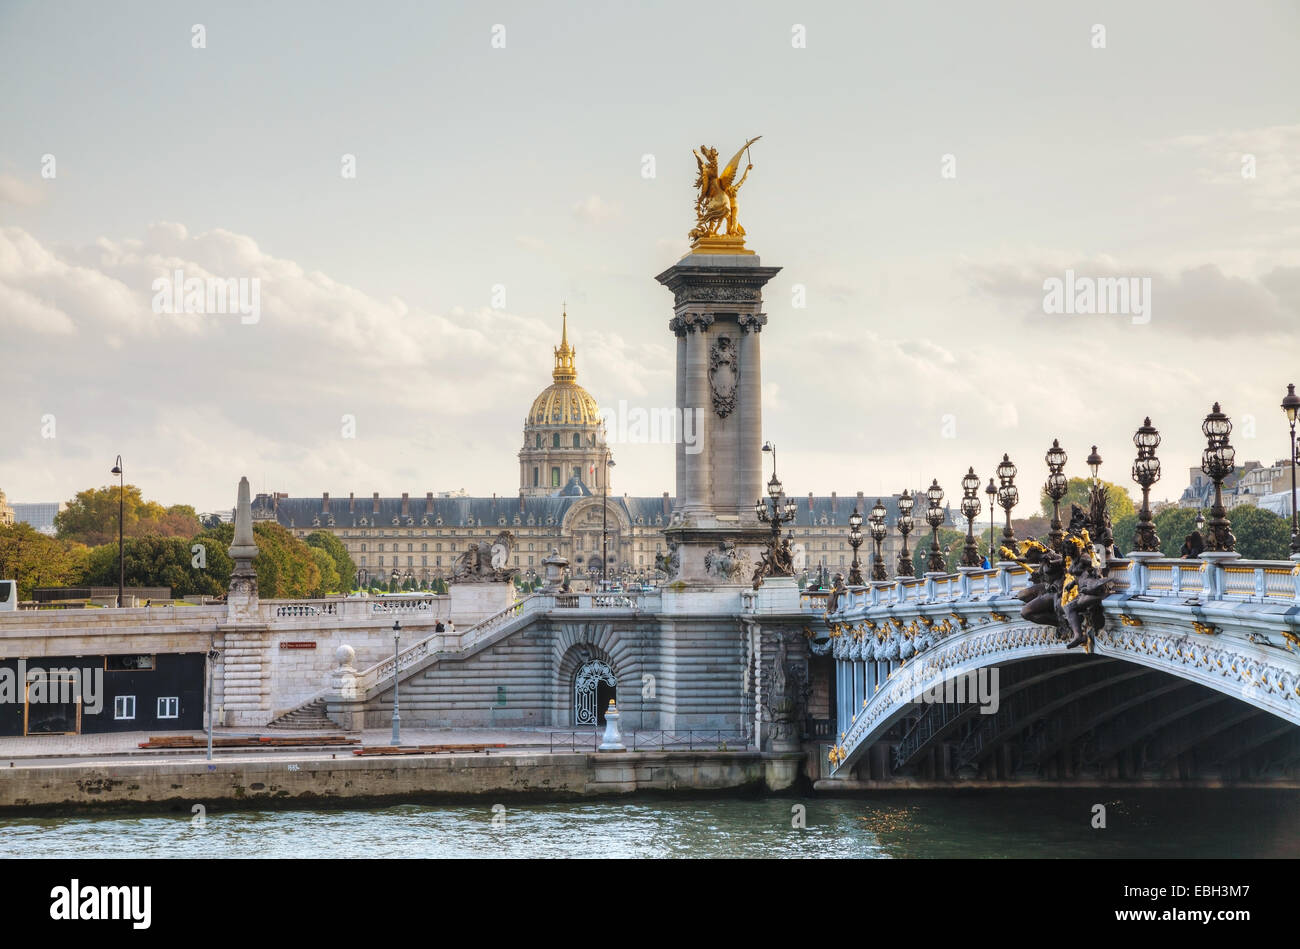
[574,660,616,726]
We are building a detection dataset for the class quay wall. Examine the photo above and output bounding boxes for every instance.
[0,751,805,813]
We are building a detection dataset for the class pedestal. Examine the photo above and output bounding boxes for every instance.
[656,251,781,585]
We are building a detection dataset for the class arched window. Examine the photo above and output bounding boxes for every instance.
[551,467,561,487]
[552,433,561,449]
[573,433,581,448]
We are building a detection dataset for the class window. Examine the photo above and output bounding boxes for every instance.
[573,433,581,448]
[536,434,542,449]
[552,433,561,449]
[533,467,539,487]
[114,696,136,720]
[552,467,561,487]
[421,543,427,552]
[157,697,179,719]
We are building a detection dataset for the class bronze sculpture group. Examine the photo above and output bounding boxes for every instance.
[1001,504,1114,652]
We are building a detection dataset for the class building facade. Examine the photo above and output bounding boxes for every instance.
[258,313,921,586]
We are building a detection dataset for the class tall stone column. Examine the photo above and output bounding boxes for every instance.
[656,254,780,585]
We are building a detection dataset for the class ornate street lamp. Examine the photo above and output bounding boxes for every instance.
[1194,510,1205,534]
[847,507,865,585]
[1131,417,1162,552]
[985,477,997,564]
[895,490,915,577]
[960,467,982,567]
[995,454,1019,558]
[1200,402,1237,552]
[391,620,402,745]
[601,453,616,590]
[110,456,124,608]
[1044,439,1068,549]
[868,499,888,581]
[755,442,798,576]
[925,479,946,572]
[1282,384,1300,555]
[1084,444,1114,551]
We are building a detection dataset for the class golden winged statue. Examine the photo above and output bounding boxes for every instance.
[689,136,761,244]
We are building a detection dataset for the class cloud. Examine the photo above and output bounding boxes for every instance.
[0,223,678,509]
[0,174,43,207]
[962,253,1298,338]
[1167,124,1300,211]
[572,194,621,225]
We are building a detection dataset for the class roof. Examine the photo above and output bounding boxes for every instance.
[254,492,935,530]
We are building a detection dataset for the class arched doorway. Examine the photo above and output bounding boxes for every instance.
[574,660,616,726]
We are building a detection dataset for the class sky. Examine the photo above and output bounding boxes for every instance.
[1,0,1297,514]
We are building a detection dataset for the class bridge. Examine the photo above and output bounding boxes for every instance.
[797,556,1300,784]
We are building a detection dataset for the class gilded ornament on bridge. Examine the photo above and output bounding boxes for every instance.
[688,137,761,254]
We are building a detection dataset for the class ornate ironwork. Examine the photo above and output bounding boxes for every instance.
[1044,439,1068,550]
[959,467,982,567]
[1132,417,1162,553]
[995,454,1018,559]
[574,660,616,726]
[847,507,865,585]
[1200,402,1237,553]
[925,479,946,573]
[896,490,915,577]
[868,499,888,581]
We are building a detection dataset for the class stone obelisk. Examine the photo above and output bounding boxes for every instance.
[655,138,780,585]
[226,475,260,622]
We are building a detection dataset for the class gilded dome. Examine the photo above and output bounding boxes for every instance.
[528,311,603,427]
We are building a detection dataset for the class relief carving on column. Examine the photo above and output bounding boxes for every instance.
[708,335,739,418]
[738,313,768,334]
[684,312,715,333]
[668,316,688,337]
[672,285,762,307]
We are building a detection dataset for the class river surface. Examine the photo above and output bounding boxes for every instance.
[2,790,1295,858]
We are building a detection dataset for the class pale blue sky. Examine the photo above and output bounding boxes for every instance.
[2,0,1297,511]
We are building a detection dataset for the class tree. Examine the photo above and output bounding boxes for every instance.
[56,486,200,545]
[1112,512,1138,556]
[308,547,340,596]
[0,524,90,600]
[80,535,215,598]
[188,522,321,598]
[1039,477,1136,523]
[306,531,358,591]
[1220,505,1291,560]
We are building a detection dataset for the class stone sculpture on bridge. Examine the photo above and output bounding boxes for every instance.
[751,535,795,589]
[704,539,749,583]
[452,530,519,583]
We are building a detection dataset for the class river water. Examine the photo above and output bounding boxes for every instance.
[2,789,1295,858]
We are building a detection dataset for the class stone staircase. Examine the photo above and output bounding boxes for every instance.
[266,698,339,731]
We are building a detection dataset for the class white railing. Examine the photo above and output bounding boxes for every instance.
[817,556,1300,619]
[552,592,660,611]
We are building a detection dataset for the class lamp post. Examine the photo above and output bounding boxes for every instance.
[985,477,997,565]
[1282,384,1300,556]
[1084,444,1114,552]
[847,507,865,585]
[1044,440,1068,550]
[995,454,1019,559]
[895,490,915,577]
[925,479,946,573]
[391,620,402,745]
[110,456,124,608]
[868,499,888,581]
[1200,402,1237,552]
[1195,510,1206,534]
[1132,417,1162,553]
[960,467,982,567]
[601,452,615,590]
[755,446,798,576]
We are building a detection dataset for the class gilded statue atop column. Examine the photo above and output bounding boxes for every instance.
[688,136,761,252]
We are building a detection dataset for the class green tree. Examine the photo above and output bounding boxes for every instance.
[56,485,200,545]
[309,547,340,596]
[1040,477,1136,523]
[1152,507,1203,557]
[306,531,357,591]
[81,535,214,597]
[1112,512,1138,556]
[1221,505,1291,560]
[0,524,90,600]
[188,522,321,598]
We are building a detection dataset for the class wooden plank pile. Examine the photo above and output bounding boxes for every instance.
[353,743,508,756]
[137,735,360,749]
